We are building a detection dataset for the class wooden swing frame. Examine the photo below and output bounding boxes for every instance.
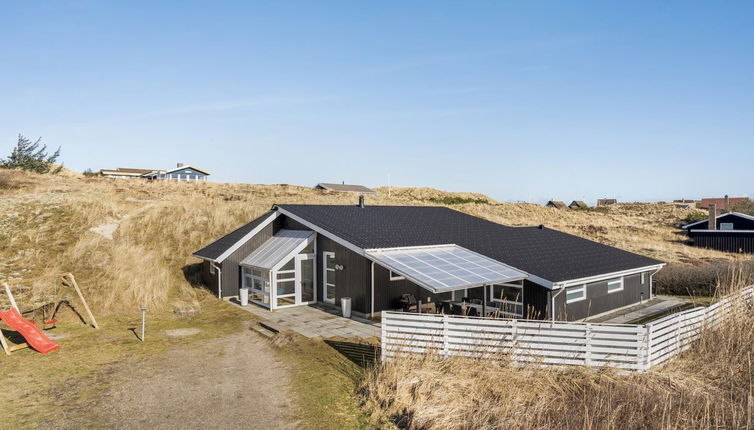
[0,273,99,356]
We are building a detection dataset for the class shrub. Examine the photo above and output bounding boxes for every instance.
[682,211,708,225]
[654,260,754,297]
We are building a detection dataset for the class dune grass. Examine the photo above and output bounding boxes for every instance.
[361,274,754,429]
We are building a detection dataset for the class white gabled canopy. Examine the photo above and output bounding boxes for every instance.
[366,244,528,293]
[240,229,314,270]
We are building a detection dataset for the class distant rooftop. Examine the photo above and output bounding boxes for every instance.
[314,183,376,194]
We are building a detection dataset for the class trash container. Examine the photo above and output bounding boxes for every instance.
[240,287,249,306]
[341,297,352,318]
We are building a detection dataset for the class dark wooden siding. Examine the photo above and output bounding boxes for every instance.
[553,271,652,321]
[689,231,754,253]
[218,216,281,297]
[712,213,754,230]
[201,260,219,296]
[523,280,551,320]
[316,235,371,313]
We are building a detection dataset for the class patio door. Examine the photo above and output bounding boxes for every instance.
[297,253,316,304]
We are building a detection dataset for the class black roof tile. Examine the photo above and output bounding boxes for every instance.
[277,204,662,283]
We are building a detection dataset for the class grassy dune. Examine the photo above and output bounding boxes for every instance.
[0,169,736,314]
[1,169,750,429]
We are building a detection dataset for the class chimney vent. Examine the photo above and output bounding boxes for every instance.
[538,224,544,230]
[725,194,730,212]
[177,162,184,168]
[358,195,365,208]
[708,204,717,230]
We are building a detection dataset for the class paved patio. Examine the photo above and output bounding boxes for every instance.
[585,295,690,324]
[229,299,381,339]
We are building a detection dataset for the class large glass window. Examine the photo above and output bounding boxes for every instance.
[490,282,523,317]
[243,267,270,305]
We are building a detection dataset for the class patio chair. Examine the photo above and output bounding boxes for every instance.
[440,301,453,315]
[397,294,418,312]
[451,303,464,315]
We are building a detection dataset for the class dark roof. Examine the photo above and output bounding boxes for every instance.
[315,183,376,194]
[276,205,662,283]
[193,211,273,260]
[683,212,754,230]
[569,200,587,208]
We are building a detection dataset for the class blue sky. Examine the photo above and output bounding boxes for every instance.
[1,1,752,203]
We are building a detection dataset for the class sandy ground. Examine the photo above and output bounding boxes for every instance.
[42,327,297,429]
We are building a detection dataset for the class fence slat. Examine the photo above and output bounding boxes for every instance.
[380,286,754,372]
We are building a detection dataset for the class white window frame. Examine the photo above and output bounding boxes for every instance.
[389,270,405,281]
[641,272,646,285]
[720,222,734,230]
[566,284,586,304]
[323,252,336,304]
[607,277,623,294]
[489,282,524,318]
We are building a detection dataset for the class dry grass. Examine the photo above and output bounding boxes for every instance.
[361,272,754,430]
[0,170,741,316]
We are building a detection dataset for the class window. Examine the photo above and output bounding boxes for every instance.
[489,282,524,317]
[389,270,405,281]
[641,272,646,285]
[607,277,623,293]
[720,223,734,230]
[566,285,586,303]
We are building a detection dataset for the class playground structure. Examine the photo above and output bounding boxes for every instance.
[0,273,98,356]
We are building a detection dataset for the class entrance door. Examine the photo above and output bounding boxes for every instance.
[323,252,335,303]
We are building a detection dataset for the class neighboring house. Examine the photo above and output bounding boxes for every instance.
[314,183,376,194]
[545,200,567,209]
[569,200,588,209]
[142,164,210,181]
[683,210,754,253]
[99,168,154,179]
[99,163,209,181]
[675,204,691,209]
[697,196,749,213]
[597,198,617,206]
[193,203,664,322]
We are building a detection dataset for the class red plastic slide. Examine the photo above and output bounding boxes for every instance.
[0,308,60,354]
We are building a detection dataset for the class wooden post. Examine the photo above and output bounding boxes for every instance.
[585,323,593,367]
[482,284,487,317]
[65,274,99,329]
[380,312,387,363]
[442,314,449,358]
[3,283,19,312]
[0,329,10,356]
[644,324,653,371]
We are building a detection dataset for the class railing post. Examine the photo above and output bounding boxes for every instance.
[380,311,387,363]
[442,314,449,358]
[644,324,653,371]
[511,319,518,361]
[585,323,593,367]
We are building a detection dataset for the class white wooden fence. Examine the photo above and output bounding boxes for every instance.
[381,286,754,371]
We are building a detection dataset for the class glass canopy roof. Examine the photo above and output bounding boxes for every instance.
[366,245,528,293]
[240,229,314,270]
